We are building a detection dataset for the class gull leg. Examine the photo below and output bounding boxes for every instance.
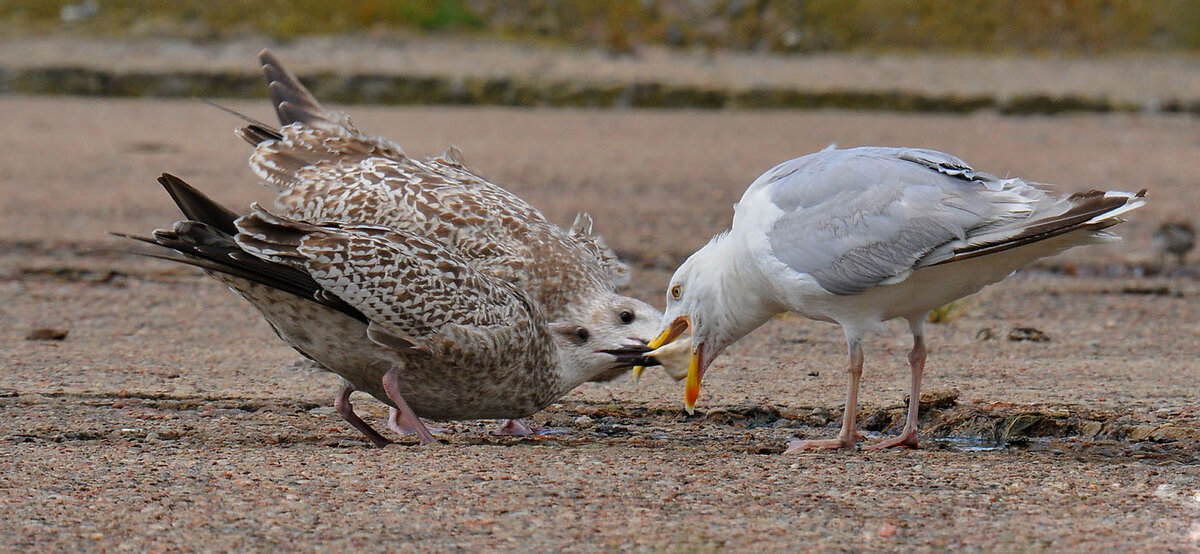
[388,408,449,435]
[866,320,926,450]
[786,338,864,452]
[333,382,392,448]
[387,407,410,435]
[493,419,535,436]
[381,365,439,445]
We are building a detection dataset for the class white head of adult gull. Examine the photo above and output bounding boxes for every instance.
[647,146,1145,451]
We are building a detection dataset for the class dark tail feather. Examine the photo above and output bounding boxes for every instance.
[259,49,331,127]
[200,99,284,146]
[120,177,367,323]
[158,173,241,236]
[238,124,282,145]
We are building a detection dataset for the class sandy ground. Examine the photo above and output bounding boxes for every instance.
[2,96,1200,551]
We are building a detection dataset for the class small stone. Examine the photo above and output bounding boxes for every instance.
[1149,425,1194,442]
[1080,421,1103,438]
[878,522,898,538]
[26,327,69,341]
[574,415,594,427]
[1008,327,1050,342]
[1126,424,1156,442]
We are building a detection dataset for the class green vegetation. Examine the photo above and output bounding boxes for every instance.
[4,0,1200,54]
[927,300,965,324]
[0,0,484,39]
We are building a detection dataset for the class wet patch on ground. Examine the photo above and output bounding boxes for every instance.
[4,389,1195,464]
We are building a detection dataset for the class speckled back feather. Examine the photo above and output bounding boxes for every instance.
[243,50,629,316]
[236,204,557,374]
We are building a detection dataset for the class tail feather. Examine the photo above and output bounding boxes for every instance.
[939,188,1146,265]
[120,175,367,323]
[157,173,241,236]
[237,124,283,146]
[260,49,336,128]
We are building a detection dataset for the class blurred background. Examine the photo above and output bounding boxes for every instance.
[4,0,1200,113]
[4,1,1200,268]
[6,0,1200,53]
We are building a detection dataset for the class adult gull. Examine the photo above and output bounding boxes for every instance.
[647,146,1145,451]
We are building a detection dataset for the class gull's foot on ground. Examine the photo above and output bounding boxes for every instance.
[785,437,856,453]
[492,419,534,436]
[863,431,919,450]
[387,408,447,436]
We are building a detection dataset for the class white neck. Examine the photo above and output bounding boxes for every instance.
[695,234,784,346]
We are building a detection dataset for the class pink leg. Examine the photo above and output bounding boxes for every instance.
[381,366,439,445]
[333,382,392,448]
[786,339,864,452]
[387,407,410,435]
[866,327,926,450]
[388,408,448,436]
[492,419,535,436]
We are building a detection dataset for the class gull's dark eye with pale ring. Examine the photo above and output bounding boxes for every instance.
[575,327,590,342]
[619,310,634,324]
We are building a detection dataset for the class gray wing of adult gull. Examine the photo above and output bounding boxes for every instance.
[760,147,1129,295]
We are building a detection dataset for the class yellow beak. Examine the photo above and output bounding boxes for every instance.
[631,326,677,382]
[684,344,703,415]
[642,316,705,413]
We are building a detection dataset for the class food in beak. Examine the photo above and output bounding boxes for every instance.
[643,337,692,381]
[638,315,705,413]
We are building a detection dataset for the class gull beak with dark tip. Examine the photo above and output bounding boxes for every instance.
[596,344,662,368]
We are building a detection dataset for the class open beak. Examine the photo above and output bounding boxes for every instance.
[637,315,707,414]
[649,315,691,350]
[633,315,691,381]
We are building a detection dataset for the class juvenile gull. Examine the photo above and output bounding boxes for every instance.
[124,51,664,446]
[647,146,1145,451]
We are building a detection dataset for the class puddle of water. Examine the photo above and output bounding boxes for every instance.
[931,436,1007,452]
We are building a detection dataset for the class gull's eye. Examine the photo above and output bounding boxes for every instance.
[670,284,683,300]
[619,310,634,324]
[575,327,590,342]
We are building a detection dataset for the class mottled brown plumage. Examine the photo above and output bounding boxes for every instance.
[126,51,664,446]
